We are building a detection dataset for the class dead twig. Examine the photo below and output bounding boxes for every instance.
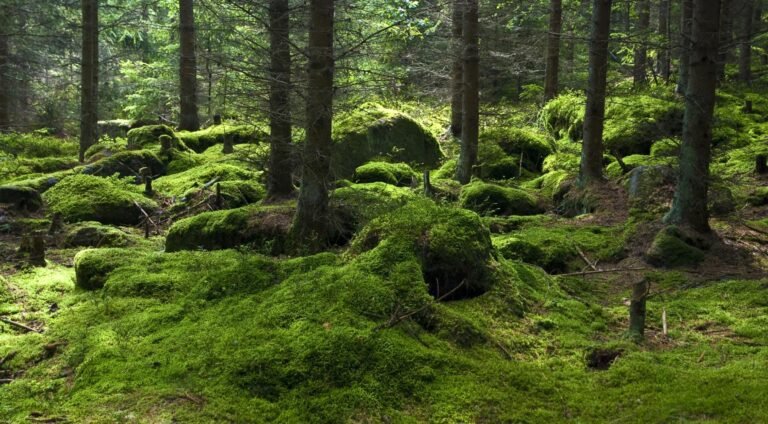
[133,201,156,227]
[0,317,42,333]
[375,280,467,331]
[575,246,598,271]
[555,267,652,278]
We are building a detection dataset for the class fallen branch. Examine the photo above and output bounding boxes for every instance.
[375,280,466,331]
[133,200,156,227]
[575,246,598,271]
[0,317,42,333]
[555,267,652,278]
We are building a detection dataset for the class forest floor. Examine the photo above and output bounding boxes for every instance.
[1,89,767,422]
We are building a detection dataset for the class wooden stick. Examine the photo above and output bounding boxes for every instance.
[575,246,598,271]
[662,308,668,336]
[0,317,42,333]
[133,201,156,227]
[555,267,651,277]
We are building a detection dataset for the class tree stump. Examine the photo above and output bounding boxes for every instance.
[48,213,63,235]
[629,279,650,342]
[743,100,753,113]
[757,155,767,174]
[159,135,172,153]
[213,114,222,125]
[19,232,46,267]
[222,135,234,154]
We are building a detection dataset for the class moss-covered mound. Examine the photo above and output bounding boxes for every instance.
[540,92,585,141]
[84,149,165,178]
[126,125,179,148]
[459,181,542,216]
[523,170,572,204]
[0,185,43,212]
[74,248,150,290]
[64,222,132,248]
[153,163,262,199]
[177,124,267,153]
[477,143,524,181]
[42,175,158,225]
[165,204,293,254]
[331,104,443,178]
[331,182,417,229]
[646,226,706,268]
[351,200,495,299]
[480,127,554,172]
[353,162,417,186]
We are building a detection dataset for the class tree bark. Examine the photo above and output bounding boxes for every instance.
[0,11,10,132]
[658,0,672,81]
[717,0,732,82]
[267,0,294,199]
[450,0,464,137]
[544,0,563,101]
[292,0,334,247]
[633,0,651,85]
[677,0,694,94]
[79,0,98,162]
[580,0,612,184]
[664,0,721,233]
[738,0,754,84]
[629,280,650,341]
[455,0,479,185]
[179,0,200,131]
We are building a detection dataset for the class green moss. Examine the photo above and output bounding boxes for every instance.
[64,222,132,248]
[479,127,554,172]
[747,187,768,206]
[331,182,417,229]
[431,159,457,180]
[350,200,495,298]
[478,143,523,181]
[42,175,158,225]
[164,149,205,174]
[0,132,79,158]
[650,138,681,157]
[606,154,670,179]
[85,149,165,178]
[165,204,293,254]
[603,95,683,155]
[84,139,127,162]
[539,92,585,141]
[646,226,706,268]
[74,248,149,290]
[177,124,267,153]
[353,161,417,186]
[459,181,542,216]
[332,103,443,178]
[126,125,180,149]
[153,163,262,199]
[523,170,572,203]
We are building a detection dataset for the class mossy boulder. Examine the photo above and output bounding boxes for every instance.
[331,182,417,229]
[42,175,158,225]
[540,92,585,141]
[64,222,132,248]
[524,170,572,204]
[97,119,133,139]
[177,124,267,153]
[83,139,127,162]
[603,95,684,155]
[708,185,736,216]
[165,204,293,254]
[478,143,523,180]
[0,185,43,212]
[74,248,148,290]
[126,125,179,148]
[153,163,262,199]
[494,236,546,265]
[459,181,542,216]
[479,127,554,172]
[646,226,706,268]
[331,104,443,178]
[353,162,417,186]
[625,165,676,208]
[351,200,495,299]
[85,150,165,178]
[747,187,768,206]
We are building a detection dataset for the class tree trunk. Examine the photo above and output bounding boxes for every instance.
[658,0,672,81]
[717,0,732,82]
[79,0,98,162]
[0,12,10,132]
[628,280,650,342]
[455,0,479,185]
[580,0,612,184]
[292,0,334,247]
[450,0,463,137]
[664,0,721,233]
[633,0,650,85]
[738,0,754,84]
[179,0,200,131]
[544,0,563,101]
[267,0,294,199]
[677,0,694,94]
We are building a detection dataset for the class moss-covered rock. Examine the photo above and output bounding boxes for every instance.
[646,226,706,268]
[478,143,523,181]
[708,184,736,216]
[74,248,148,290]
[165,204,294,254]
[479,127,554,172]
[97,119,133,139]
[459,181,542,216]
[177,124,267,153]
[331,182,417,229]
[0,185,43,212]
[540,92,585,141]
[494,236,546,265]
[64,222,132,248]
[126,125,179,148]
[153,163,262,199]
[42,175,158,225]
[624,165,676,209]
[331,104,443,178]
[84,149,165,178]
[747,187,768,206]
[524,170,572,204]
[353,162,417,186]
[351,200,495,299]
[83,139,127,162]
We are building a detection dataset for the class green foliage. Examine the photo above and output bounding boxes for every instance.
[0,132,79,158]
[523,170,572,203]
[331,103,444,178]
[85,149,165,178]
[650,138,681,158]
[539,92,585,141]
[353,161,418,186]
[646,227,706,268]
[42,175,158,225]
[459,181,542,216]
[177,124,267,153]
[153,163,262,199]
